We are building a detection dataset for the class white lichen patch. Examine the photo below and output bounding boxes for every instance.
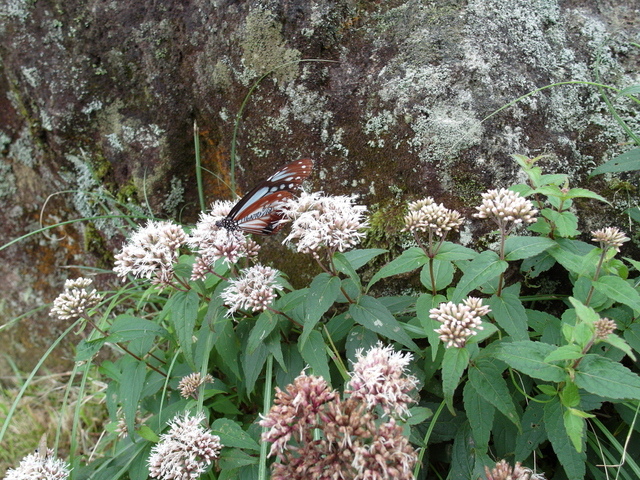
[239,9,301,85]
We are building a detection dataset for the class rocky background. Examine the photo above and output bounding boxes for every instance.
[0,0,638,371]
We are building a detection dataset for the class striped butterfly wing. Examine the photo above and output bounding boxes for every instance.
[217,158,313,235]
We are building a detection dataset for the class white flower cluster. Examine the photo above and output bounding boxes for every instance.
[49,277,103,321]
[113,220,187,284]
[403,197,464,237]
[187,202,260,280]
[282,192,368,254]
[4,449,70,480]
[347,342,418,418]
[148,412,222,480]
[430,297,491,348]
[591,226,629,253]
[473,188,537,227]
[220,264,282,315]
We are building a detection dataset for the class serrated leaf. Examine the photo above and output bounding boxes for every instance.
[494,341,566,382]
[348,296,418,350]
[593,276,640,312]
[451,251,507,303]
[120,358,147,437]
[211,418,260,451]
[544,397,586,479]
[604,333,636,360]
[468,359,520,429]
[487,284,529,341]
[341,248,387,270]
[406,406,433,425]
[75,338,107,362]
[504,236,556,261]
[624,323,640,356]
[218,448,258,470]
[368,247,428,289]
[515,400,546,461]
[247,310,279,355]
[300,273,341,347]
[165,289,200,368]
[434,242,477,261]
[241,339,268,395]
[416,293,446,361]
[333,252,361,287]
[541,209,580,237]
[562,187,609,204]
[137,425,159,442]
[591,147,640,176]
[442,347,470,412]
[420,258,454,292]
[548,244,597,277]
[463,382,494,451]
[568,297,600,324]
[574,354,640,400]
[544,344,583,363]
[299,330,330,381]
[108,315,168,342]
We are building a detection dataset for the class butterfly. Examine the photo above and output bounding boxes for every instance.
[215,158,314,235]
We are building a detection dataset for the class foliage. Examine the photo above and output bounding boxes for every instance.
[3,152,640,480]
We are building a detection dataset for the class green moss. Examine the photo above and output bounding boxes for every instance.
[363,200,410,255]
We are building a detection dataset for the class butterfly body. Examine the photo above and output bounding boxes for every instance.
[216,158,313,235]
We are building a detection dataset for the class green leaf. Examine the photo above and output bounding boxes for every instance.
[562,188,609,204]
[137,425,159,442]
[211,418,260,451]
[603,333,636,361]
[442,347,470,412]
[494,341,566,382]
[416,293,446,361]
[300,273,341,347]
[487,284,528,341]
[341,248,387,269]
[241,338,268,395]
[624,323,640,356]
[247,310,279,354]
[332,252,361,287]
[406,406,433,425]
[75,338,107,362]
[563,409,586,452]
[299,330,331,381]
[420,258,454,292]
[468,358,520,429]
[214,318,241,380]
[574,354,640,400]
[434,241,477,261]
[451,251,507,303]
[592,276,640,312]
[504,236,556,261]
[541,209,580,237]
[367,247,428,289]
[568,297,600,324]
[108,315,168,342]
[463,382,494,451]
[544,397,586,479]
[515,400,546,461]
[547,243,597,277]
[591,147,640,176]
[543,344,583,363]
[348,296,418,350]
[520,250,556,278]
[218,448,258,470]
[165,289,200,368]
[120,358,147,437]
